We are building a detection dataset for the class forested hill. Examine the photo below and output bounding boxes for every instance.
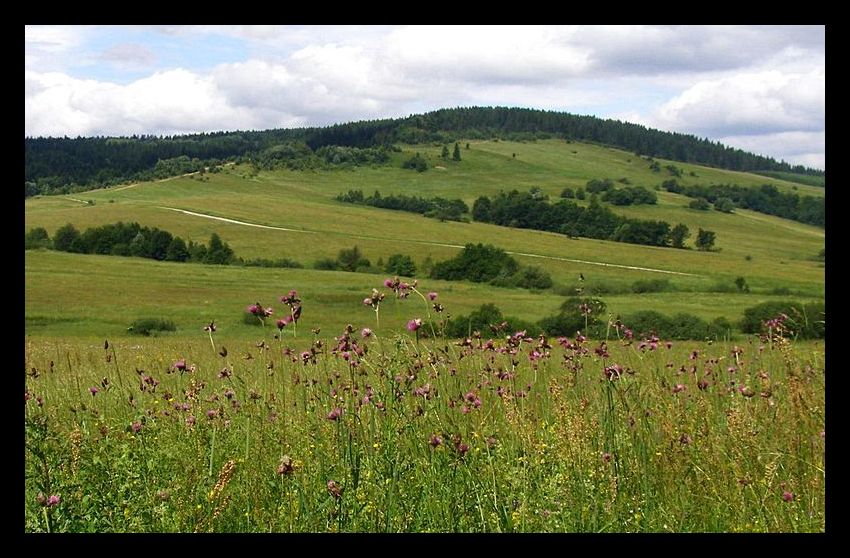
[25,106,823,195]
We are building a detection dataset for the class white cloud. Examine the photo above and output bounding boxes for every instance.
[25,69,267,137]
[650,68,824,137]
[24,25,825,169]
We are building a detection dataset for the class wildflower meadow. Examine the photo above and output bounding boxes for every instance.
[24,279,825,532]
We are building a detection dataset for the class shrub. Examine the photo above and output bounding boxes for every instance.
[385,254,417,277]
[314,258,339,271]
[689,198,710,211]
[128,318,176,336]
[430,243,518,283]
[740,301,825,339]
[631,278,672,293]
[25,227,51,250]
[443,304,540,338]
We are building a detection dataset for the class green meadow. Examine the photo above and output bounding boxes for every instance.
[25,139,823,341]
[24,138,825,532]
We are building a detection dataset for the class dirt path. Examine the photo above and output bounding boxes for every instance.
[161,206,701,277]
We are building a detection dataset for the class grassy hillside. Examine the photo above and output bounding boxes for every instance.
[25,139,824,339]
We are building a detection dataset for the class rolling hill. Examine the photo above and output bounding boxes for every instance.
[24,136,825,340]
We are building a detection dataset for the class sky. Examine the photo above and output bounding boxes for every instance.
[24,25,825,170]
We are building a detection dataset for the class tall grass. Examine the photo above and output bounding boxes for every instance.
[24,292,824,532]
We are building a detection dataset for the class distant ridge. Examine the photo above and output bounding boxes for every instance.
[25,106,822,195]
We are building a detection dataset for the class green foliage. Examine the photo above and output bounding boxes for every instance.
[313,258,339,271]
[402,152,428,172]
[452,142,462,161]
[25,227,51,250]
[538,297,607,337]
[165,237,190,262]
[430,243,518,283]
[336,245,370,272]
[239,257,303,269]
[695,228,717,251]
[586,178,614,194]
[443,303,539,338]
[688,198,710,210]
[734,276,749,293]
[713,197,735,213]
[204,233,235,265]
[669,223,690,249]
[385,254,416,277]
[337,189,468,221]
[560,187,575,199]
[53,223,81,252]
[631,278,672,293]
[128,317,176,336]
[620,310,730,340]
[740,301,825,339]
[601,186,657,205]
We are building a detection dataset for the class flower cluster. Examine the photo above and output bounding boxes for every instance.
[384,277,415,299]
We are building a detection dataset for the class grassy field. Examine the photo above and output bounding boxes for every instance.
[24,325,825,532]
[25,250,823,342]
[24,138,826,532]
[25,139,824,340]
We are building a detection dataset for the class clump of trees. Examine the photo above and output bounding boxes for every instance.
[601,186,658,206]
[336,189,469,222]
[662,181,823,227]
[430,243,553,290]
[472,189,695,249]
[33,222,235,264]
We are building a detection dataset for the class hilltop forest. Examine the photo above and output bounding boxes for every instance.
[25,107,823,196]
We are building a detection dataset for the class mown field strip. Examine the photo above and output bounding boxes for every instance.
[160,205,701,277]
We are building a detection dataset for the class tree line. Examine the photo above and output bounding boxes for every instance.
[336,189,469,222]
[472,189,712,249]
[26,107,822,196]
[663,180,824,227]
[26,222,235,265]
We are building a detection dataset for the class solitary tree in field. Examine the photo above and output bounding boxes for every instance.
[696,228,716,251]
[441,145,450,160]
[453,142,462,161]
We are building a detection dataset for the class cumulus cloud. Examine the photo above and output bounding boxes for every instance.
[649,68,824,137]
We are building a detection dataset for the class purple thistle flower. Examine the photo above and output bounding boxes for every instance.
[407,318,422,332]
[782,491,794,502]
[173,359,187,372]
[46,495,60,507]
[428,292,438,301]
[456,443,469,457]
[429,434,443,447]
[327,480,343,499]
[363,297,373,306]
[89,386,99,396]
[185,415,196,427]
[361,328,373,338]
[131,421,143,434]
[276,318,287,330]
[672,384,687,394]
[384,278,395,288]
[206,409,218,419]
[327,407,342,421]
[602,452,612,463]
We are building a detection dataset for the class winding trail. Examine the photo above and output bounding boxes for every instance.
[160,206,701,277]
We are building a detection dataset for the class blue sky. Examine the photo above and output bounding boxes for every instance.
[25,25,825,170]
